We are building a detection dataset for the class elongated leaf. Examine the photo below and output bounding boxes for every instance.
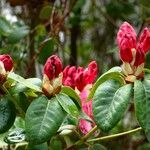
[25,96,66,144]
[8,73,42,92]
[134,80,150,141]
[87,69,125,101]
[0,98,16,133]
[56,93,79,117]
[10,78,42,94]
[93,80,132,132]
[61,86,81,107]
[28,142,48,150]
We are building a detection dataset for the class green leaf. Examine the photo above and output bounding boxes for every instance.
[56,93,79,118]
[28,142,48,150]
[25,96,66,144]
[134,80,150,141]
[39,5,52,20]
[89,144,107,150]
[87,68,125,101]
[8,73,42,92]
[0,97,16,133]
[144,68,150,80]
[61,86,81,107]
[38,39,54,64]
[0,16,12,35]
[93,80,132,132]
[4,128,25,144]
[7,26,29,44]
[10,78,42,94]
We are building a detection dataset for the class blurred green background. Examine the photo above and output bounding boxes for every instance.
[1,0,150,149]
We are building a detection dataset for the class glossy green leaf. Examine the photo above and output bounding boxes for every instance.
[56,93,79,118]
[8,73,42,92]
[25,96,66,144]
[134,80,150,141]
[0,97,16,133]
[87,68,125,101]
[93,80,132,132]
[61,86,81,107]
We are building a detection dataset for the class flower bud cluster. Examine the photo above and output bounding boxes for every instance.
[0,54,13,84]
[63,61,98,92]
[117,22,150,82]
[42,55,63,97]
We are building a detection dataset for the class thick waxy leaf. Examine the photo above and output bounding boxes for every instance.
[8,73,42,92]
[25,96,66,144]
[56,93,79,118]
[0,98,16,133]
[61,86,81,107]
[93,80,132,132]
[134,80,150,141]
[87,67,125,101]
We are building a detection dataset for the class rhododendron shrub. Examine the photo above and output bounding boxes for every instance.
[1,21,150,149]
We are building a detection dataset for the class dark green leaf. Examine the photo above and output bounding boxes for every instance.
[93,80,132,132]
[56,93,79,117]
[28,142,48,150]
[134,80,150,141]
[61,86,81,107]
[25,96,66,144]
[0,97,16,133]
[38,39,54,64]
[87,68,125,101]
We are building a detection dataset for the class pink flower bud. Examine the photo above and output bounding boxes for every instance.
[44,55,62,80]
[79,90,95,135]
[0,54,13,71]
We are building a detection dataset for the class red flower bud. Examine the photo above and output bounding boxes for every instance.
[44,55,62,80]
[63,66,76,89]
[87,61,98,83]
[137,27,150,53]
[0,54,13,71]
